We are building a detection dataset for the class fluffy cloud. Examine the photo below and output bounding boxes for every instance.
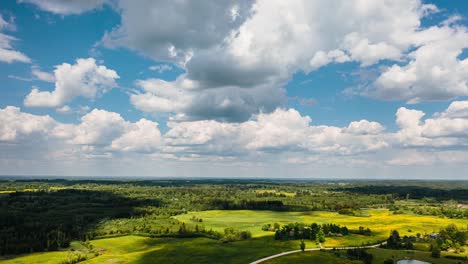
[111,119,161,153]
[344,120,385,135]
[24,58,119,108]
[0,106,55,141]
[242,109,312,150]
[394,101,468,148]
[0,106,387,159]
[64,109,162,153]
[342,32,401,66]
[71,109,129,145]
[165,108,388,157]
[370,26,468,103]
[164,102,468,160]
[130,77,284,122]
[4,103,468,172]
[18,0,107,15]
[0,15,30,63]
[21,0,465,111]
[0,106,162,156]
[100,0,450,121]
[439,101,468,118]
[310,50,350,70]
[181,0,429,89]
[55,105,72,115]
[102,0,254,64]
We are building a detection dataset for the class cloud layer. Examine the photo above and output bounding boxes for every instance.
[3,101,468,168]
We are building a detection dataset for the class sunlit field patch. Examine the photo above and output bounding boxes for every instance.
[175,209,467,246]
[255,189,296,197]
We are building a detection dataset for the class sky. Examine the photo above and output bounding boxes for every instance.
[0,0,468,179]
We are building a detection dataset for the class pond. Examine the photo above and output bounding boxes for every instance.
[397,260,431,264]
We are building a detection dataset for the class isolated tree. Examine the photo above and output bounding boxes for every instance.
[317,229,325,243]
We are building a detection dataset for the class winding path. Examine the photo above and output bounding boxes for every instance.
[250,241,386,264]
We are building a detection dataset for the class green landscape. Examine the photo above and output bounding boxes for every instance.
[0,179,466,264]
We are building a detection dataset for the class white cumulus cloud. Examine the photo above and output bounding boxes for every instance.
[0,106,55,141]
[370,26,468,103]
[24,58,119,108]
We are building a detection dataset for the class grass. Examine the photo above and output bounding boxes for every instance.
[0,252,71,264]
[2,209,466,264]
[0,241,94,264]
[175,209,467,247]
[83,235,308,264]
[261,248,468,264]
[263,250,362,264]
[368,248,467,264]
[255,189,296,197]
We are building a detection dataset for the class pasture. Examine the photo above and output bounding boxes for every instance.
[264,249,467,264]
[175,209,467,246]
[0,179,466,264]
[83,236,304,264]
[263,251,363,264]
[2,208,466,264]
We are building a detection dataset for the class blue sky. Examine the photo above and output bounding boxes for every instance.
[1,0,468,179]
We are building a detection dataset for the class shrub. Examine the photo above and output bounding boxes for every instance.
[431,246,441,258]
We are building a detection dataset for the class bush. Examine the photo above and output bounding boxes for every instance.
[221,228,251,242]
[431,246,441,258]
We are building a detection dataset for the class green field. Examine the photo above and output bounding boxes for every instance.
[367,248,468,264]
[264,251,362,264]
[4,236,467,264]
[175,209,467,246]
[0,252,71,264]
[1,242,93,264]
[264,249,468,264]
[1,236,305,264]
[80,236,304,264]
[2,209,466,264]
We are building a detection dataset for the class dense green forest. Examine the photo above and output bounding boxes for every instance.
[0,179,466,256]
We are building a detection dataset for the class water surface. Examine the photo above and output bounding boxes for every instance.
[397,260,431,264]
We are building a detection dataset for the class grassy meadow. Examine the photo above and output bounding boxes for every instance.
[4,209,465,264]
[264,249,468,264]
[1,179,466,263]
[175,209,467,246]
[1,235,306,264]
[4,233,466,264]
[263,250,363,264]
